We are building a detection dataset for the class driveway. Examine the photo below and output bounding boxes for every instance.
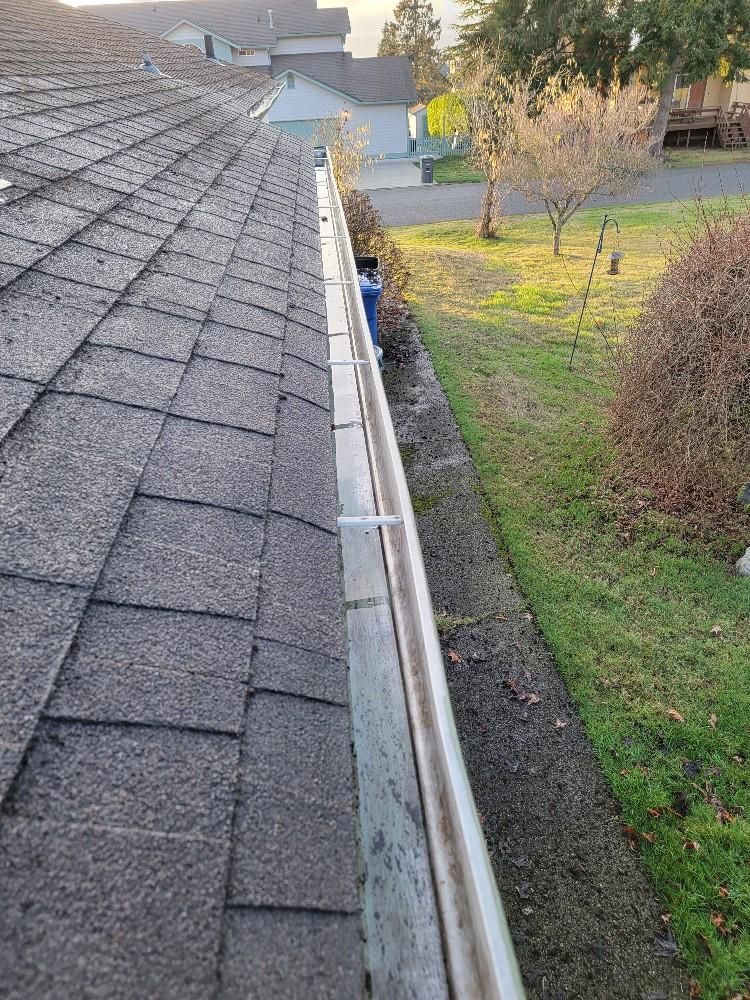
[369,163,750,226]
[359,158,422,190]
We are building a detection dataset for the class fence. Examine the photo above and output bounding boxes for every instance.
[409,135,472,157]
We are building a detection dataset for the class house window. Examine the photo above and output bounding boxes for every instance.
[286,73,296,90]
[238,48,256,56]
[672,74,691,110]
[203,34,216,59]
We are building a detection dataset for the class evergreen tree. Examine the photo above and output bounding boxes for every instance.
[378,0,448,103]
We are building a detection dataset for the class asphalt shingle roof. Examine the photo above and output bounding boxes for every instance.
[0,2,364,997]
[81,0,352,49]
[272,52,418,104]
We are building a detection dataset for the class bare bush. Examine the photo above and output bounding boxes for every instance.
[314,111,375,195]
[342,190,410,332]
[610,207,750,529]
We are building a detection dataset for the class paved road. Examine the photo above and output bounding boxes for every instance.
[369,164,750,227]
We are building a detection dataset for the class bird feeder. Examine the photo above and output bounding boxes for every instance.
[608,250,624,275]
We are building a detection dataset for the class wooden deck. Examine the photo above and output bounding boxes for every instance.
[667,103,750,148]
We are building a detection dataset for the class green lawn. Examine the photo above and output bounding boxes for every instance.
[393,201,750,1000]
[665,146,750,170]
[434,154,485,184]
[435,147,750,183]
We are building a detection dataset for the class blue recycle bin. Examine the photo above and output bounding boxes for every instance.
[355,256,383,347]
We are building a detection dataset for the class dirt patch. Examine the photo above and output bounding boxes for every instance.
[381,317,690,1000]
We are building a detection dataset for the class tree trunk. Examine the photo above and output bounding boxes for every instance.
[477,178,496,239]
[553,220,562,256]
[650,64,680,157]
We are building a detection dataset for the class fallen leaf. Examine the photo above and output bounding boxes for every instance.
[522,611,533,622]
[660,913,672,926]
[718,886,730,899]
[710,624,722,637]
[622,824,639,851]
[689,980,702,999]
[710,912,729,937]
[515,881,531,899]
[554,718,569,729]
[524,692,541,705]
[447,650,462,663]
[732,755,744,765]
[647,807,661,818]
[642,831,656,844]
[708,713,717,729]
[683,839,701,852]
[667,708,685,723]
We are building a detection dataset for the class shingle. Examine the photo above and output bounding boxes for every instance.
[10,720,240,838]
[0,232,49,268]
[220,909,364,1000]
[251,638,348,706]
[228,692,359,911]
[89,304,201,361]
[269,394,337,533]
[75,220,164,261]
[283,354,330,409]
[171,357,279,434]
[0,288,101,380]
[0,819,229,1000]
[0,575,87,797]
[184,210,245,240]
[226,257,289,292]
[0,393,163,585]
[284,318,328,370]
[123,269,216,317]
[151,250,225,286]
[11,270,119,316]
[196,321,283,372]
[35,241,146,291]
[96,495,264,618]
[0,374,40,437]
[141,416,273,515]
[0,193,94,244]
[164,226,236,265]
[49,601,255,684]
[209,296,287,338]
[42,176,129,214]
[52,343,184,410]
[255,514,346,659]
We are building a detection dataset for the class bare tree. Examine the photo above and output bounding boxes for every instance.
[462,54,514,239]
[502,74,657,254]
[313,111,374,196]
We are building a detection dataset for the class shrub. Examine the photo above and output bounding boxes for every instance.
[427,92,468,138]
[610,208,750,529]
[341,190,410,332]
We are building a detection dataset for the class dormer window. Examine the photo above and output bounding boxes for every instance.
[286,72,296,90]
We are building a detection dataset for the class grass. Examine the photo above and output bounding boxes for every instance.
[434,147,750,184]
[665,146,750,170]
[393,199,750,1000]
[433,154,485,184]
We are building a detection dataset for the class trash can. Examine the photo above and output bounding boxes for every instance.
[420,155,435,184]
[355,255,382,347]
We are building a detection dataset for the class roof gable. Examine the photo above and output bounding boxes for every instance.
[272,53,418,104]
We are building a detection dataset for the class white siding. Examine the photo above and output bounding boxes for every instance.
[267,74,409,156]
[273,35,344,55]
[234,49,271,67]
[162,22,233,62]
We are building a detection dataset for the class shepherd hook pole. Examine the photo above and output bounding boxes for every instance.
[568,213,620,370]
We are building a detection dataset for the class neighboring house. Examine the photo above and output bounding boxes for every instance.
[269,53,417,156]
[409,103,428,140]
[667,74,750,147]
[82,0,418,156]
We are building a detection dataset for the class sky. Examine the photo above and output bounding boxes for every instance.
[67,0,463,57]
[320,0,462,57]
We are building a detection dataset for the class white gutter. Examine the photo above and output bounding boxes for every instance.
[317,155,526,1000]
